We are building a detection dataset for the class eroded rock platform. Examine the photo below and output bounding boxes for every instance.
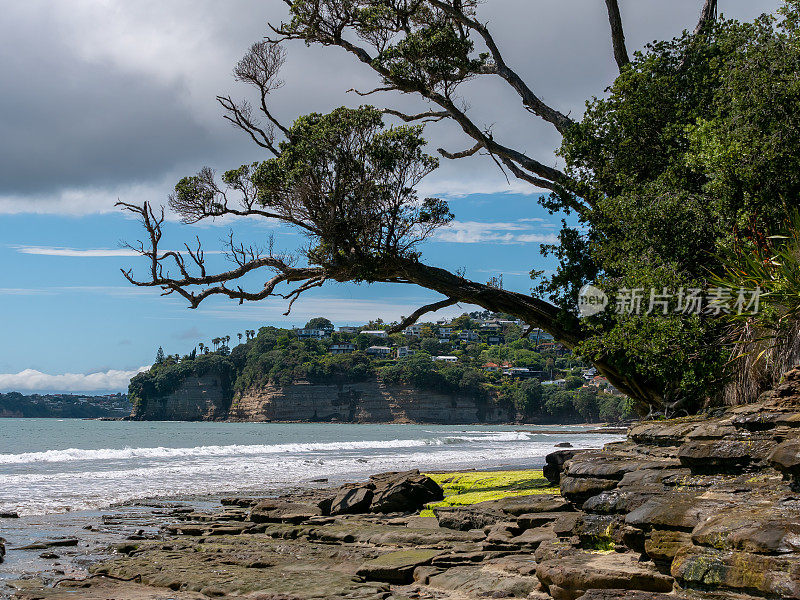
[11,368,800,599]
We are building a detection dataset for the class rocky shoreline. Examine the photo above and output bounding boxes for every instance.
[5,368,800,599]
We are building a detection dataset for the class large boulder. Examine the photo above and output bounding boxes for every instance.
[560,476,618,505]
[329,486,374,516]
[544,449,585,485]
[769,440,800,488]
[369,470,443,513]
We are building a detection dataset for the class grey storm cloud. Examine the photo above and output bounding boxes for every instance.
[0,0,781,213]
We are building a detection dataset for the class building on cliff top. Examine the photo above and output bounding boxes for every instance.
[329,343,357,355]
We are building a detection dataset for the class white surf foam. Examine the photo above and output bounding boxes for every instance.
[0,431,533,465]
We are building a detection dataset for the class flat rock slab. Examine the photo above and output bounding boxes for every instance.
[678,439,774,473]
[92,536,390,598]
[536,552,674,600]
[517,512,569,529]
[691,505,800,554]
[511,526,557,548]
[16,538,79,550]
[427,564,541,598]
[672,545,800,599]
[625,491,722,531]
[565,454,677,480]
[11,579,209,600]
[248,500,322,523]
[405,516,441,529]
[560,476,619,504]
[434,506,506,531]
[357,548,442,584]
[629,421,701,446]
[489,494,572,515]
[575,591,676,600]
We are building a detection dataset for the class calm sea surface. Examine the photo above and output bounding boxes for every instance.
[0,419,624,516]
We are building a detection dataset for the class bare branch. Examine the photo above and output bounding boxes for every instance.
[233,42,291,138]
[427,0,574,135]
[217,95,280,155]
[387,298,459,333]
[438,142,482,160]
[604,0,630,71]
[116,201,325,310]
[347,86,399,96]
[694,0,718,36]
[273,2,583,197]
[383,108,450,123]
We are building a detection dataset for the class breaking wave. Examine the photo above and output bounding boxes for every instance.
[0,431,532,465]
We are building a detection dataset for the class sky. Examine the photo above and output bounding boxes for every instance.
[0,0,780,393]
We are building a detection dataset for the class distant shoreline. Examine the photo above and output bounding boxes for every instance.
[0,415,630,434]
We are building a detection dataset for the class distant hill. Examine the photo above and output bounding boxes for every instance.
[129,321,631,424]
[0,392,131,418]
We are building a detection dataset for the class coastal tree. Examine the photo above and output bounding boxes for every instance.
[119,0,800,414]
[305,317,334,331]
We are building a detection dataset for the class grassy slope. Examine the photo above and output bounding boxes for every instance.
[419,469,558,517]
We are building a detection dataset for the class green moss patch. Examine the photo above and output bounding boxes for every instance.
[419,469,559,516]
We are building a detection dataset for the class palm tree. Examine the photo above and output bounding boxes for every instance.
[198,343,205,354]
[238,333,243,344]
[212,337,220,350]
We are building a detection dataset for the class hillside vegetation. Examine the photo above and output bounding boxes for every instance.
[129,315,632,423]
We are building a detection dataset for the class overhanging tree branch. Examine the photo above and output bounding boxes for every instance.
[387,298,460,333]
[427,0,575,135]
[271,1,584,200]
[604,0,630,71]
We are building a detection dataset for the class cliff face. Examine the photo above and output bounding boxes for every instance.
[229,380,511,424]
[135,376,512,423]
[133,374,230,421]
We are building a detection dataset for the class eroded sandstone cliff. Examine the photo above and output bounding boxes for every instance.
[132,374,230,421]
[134,376,512,423]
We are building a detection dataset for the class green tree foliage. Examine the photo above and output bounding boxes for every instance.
[304,317,334,330]
[120,2,800,415]
[538,7,800,414]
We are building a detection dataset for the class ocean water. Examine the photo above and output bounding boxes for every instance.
[0,419,624,516]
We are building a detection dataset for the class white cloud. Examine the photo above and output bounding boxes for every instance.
[14,246,140,257]
[0,288,57,296]
[12,245,229,258]
[0,1,779,215]
[434,221,559,244]
[0,367,150,393]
